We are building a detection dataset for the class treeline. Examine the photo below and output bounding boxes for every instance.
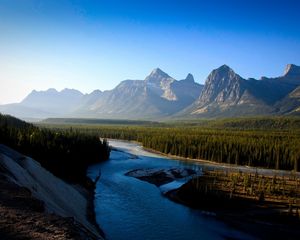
[42,118,162,126]
[210,117,300,130]
[170,117,300,130]
[71,125,300,171]
[0,114,110,183]
[41,116,300,130]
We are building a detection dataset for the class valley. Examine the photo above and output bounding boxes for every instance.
[1,113,300,239]
[1,1,300,239]
[89,139,300,240]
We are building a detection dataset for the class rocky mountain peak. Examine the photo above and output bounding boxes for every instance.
[205,65,238,85]
[61,88,80,93]
[2,63,300,119]
[89,89,102,95]
[46,88,58,93]
[60,88,84,97]
[213,64,234,74]
[196,65,245,107]
[185,73,195,82]
[145,68,171,83]
[151,67,169,76]
[284,64,300,77]
[25,88,57,99]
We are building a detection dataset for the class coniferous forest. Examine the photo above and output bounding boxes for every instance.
[0,114,110,183]
[97,126,300,171]
[2,113,300,181]
[41,117,300,172]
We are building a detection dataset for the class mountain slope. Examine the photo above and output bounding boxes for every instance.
[275,86,300,115]
[182,64,300,118]
[71,68,203,119]
[1,64,300,120]
[0,103,54,119]
[21,88,84,113]
[0,88,84,119]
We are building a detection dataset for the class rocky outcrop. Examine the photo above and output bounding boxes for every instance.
[71,68,203,119]
[186,64,300,117]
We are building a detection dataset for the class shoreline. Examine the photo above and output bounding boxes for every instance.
[108,138,300,177]
[125,167,300,239]
[165,185,300,239]
[143,146,300,176]
[84,177,106,238]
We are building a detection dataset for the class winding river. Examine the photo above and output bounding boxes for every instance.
[88,140,259,240]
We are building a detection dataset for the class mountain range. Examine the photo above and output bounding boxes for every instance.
[1,64,300,120]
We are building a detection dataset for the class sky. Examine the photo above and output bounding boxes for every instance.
[1,0,300,104]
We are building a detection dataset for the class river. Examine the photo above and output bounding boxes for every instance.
[87,140,258,240]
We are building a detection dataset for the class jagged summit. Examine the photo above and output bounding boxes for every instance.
[73,67,202,118]
[45,88,58,93]
[26,88,57,97]
[145,68,171,83]
[218,64,231,70]
[196,65,244,107]
[1,63,300,119]
[60,88,83,96]
[30,88,82,94]
[61,88,80,92]
[213,64,234,74]
[202,65,238,86]
[17,87,84,117]
[284,64,300,77]
[47,88,57,92]
[89,89,102,94]
[185,73,195,82]
[150,67,169,76]
[205,65,238,85]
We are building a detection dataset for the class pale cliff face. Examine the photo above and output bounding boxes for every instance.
[0,144,103,239]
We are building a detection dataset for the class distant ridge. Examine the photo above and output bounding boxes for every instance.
[69,68,203,119]
[181,64,300,118]
[1,64,300,120]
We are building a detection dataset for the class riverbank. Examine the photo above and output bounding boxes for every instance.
[169,170,300,239]
[0,144,104,240]
[126,167,300,239]
[142,146,300,177]
[108,138,300,177]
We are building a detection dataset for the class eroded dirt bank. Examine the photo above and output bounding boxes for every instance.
[0,144,104,240]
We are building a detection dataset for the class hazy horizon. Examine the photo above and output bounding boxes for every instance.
[1,63,297,105]
[1,0,300,104]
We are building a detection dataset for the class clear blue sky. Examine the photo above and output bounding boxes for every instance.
[1,0,300,103]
